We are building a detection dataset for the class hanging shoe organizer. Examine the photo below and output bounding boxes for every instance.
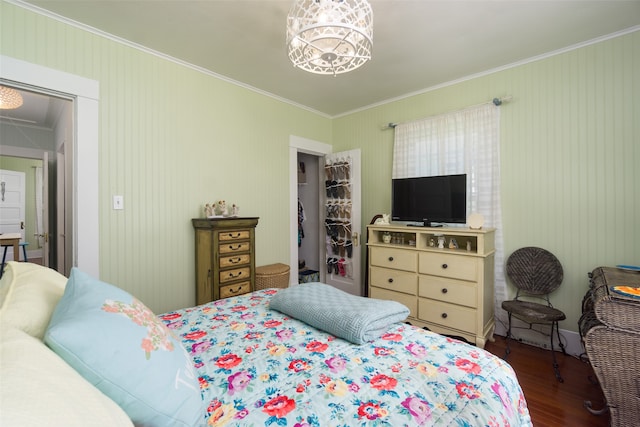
[324,157,353,279]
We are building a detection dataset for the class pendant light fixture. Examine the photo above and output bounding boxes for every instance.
[0,86,23,110]
[286,0,373,76]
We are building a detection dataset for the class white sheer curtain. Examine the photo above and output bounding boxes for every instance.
[35,166,44,248]
[392,103,507,323]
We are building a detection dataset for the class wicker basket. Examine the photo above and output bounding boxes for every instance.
[255,263,290,290]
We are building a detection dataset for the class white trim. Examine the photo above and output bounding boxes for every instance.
[9,0,638,120]
[334,25,640,118]
[0,145,48,159]
[6,0,331,119]
[1,55,100,277]
[289,136,332,286]
[494,322,584,358]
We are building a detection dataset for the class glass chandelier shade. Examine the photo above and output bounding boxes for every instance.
[0,86,23,109]
[286,0,373,76]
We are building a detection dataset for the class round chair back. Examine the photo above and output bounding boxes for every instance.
[506,247,563,296]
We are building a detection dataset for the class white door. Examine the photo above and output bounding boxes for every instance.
[322,149,362,295]
[56,151,66,271]
[40,152,50,267]
[33,156,50,267]
[0,170,26,260]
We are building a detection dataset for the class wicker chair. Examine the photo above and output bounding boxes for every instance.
[502,247,567,382]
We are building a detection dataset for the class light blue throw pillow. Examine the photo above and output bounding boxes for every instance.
[44,268,204,427]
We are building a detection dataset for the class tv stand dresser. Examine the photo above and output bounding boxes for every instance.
[367,225,496,348]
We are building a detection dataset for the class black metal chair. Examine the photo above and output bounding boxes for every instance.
[502,246,567,382]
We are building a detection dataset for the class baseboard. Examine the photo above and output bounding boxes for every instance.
[25,248,43,262]
[493,321,584,358]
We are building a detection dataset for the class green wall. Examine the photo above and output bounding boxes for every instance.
[1,1,331,312]
[332,31,640,334]
[2,1,638,335]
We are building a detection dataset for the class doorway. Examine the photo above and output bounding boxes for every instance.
[0,86,72,271]
[289,136,332,286]
[297,152,321,280]
[288,136,363,295]
[1,55,100,277]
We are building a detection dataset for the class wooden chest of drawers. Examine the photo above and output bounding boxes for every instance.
[367,225,495,347]
[192,217,259,305]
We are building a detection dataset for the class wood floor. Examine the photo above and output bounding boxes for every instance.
[484,336,609,427]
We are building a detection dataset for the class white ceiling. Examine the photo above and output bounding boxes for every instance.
[6,0,640,118]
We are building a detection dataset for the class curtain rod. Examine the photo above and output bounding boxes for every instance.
[382,95,512,130]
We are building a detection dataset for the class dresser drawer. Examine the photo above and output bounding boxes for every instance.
[370,287,417,318]
[219,281,252,299]
[218,230,251,241]
[419,275,477,308]
[370,247,417,272]
[370,266,417,295]
[219,267,251,284]
[219,241,251,254]
[419,252,477,281]
[418,298,476,334]
[219,254,251,269]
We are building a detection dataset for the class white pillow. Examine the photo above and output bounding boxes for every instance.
[0,325,133,427]
[0,261,68,339]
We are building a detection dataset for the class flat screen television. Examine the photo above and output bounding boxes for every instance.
[391,174,467,227]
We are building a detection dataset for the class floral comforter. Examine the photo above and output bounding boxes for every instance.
[160,289,532,427]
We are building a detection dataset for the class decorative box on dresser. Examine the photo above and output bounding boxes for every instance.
[367,225,496,348]
[192,217,259,305]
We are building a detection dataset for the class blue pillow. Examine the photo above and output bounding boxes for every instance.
[44,268,204,427]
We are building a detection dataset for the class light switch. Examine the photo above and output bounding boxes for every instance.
[113,195,124,210]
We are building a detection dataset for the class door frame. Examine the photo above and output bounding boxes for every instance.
[289,135,332,286]
[1,55,100,277]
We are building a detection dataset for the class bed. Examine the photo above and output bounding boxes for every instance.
[0,261,532,426]
[165,286,531,426]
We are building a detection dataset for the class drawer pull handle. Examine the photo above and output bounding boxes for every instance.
[388,256,394,262]
[441,288,448,294]
[227,232,242,239]
[388,278,394,283]
[227,244,242,251]
[229,257,242,264]
[441,313,448,319]
[441,263,448,269]
[228,287,241,294]
[228,271,243,279]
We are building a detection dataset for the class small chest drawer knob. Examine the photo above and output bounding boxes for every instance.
[441,313,448,319]
[441,263,448,269]
[388,278,394,283]
[388,256,394,262]
[441,288,448,294]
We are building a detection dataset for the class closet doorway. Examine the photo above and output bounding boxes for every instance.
[297,152,321,280]
[289,137,362,295]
